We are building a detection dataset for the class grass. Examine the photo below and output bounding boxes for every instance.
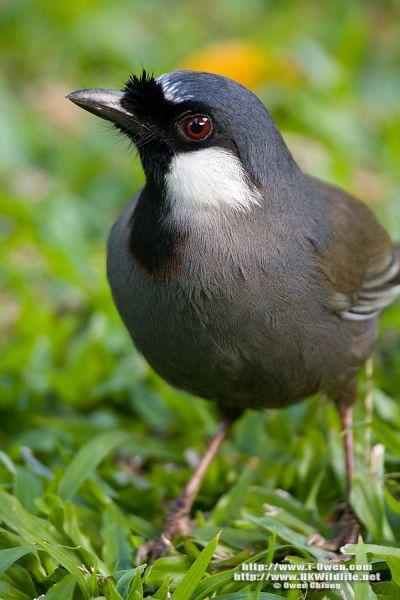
[1,0,400,598]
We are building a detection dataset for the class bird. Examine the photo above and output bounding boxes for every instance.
[67,70,400,561]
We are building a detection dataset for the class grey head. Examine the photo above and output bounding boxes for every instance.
[67,70,298,199]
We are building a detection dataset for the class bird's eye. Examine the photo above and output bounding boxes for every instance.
[181,114,212,141]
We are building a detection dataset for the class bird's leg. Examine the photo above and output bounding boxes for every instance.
[162,420,231,538]
[310,382,362,553]
[329,402,361,548]
[136,419,231,564]
[341,404,355,498]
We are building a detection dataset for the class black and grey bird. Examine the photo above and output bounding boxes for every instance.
[68,70,400,559]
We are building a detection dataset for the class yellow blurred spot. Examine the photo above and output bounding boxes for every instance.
[181,41,303,88]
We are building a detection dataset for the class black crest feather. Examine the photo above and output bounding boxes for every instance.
[122,70,170,121]
[124,69,157,96]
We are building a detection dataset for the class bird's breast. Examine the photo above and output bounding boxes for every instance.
[107,194,350,409]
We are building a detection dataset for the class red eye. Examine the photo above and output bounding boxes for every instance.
[182,114,212,140]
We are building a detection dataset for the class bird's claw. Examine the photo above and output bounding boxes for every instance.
[135,533,175,565]
[135,515,193,565]
[308,504,361,558]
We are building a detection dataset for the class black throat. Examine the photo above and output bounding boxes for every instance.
[128,183,187,277]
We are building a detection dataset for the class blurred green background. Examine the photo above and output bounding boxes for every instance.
[1,0,400,598]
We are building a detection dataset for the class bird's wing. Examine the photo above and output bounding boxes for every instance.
[308,178,400,321]
[340,250,400,321]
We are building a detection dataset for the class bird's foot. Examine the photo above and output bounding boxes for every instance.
[308,504,361,557]
[135,514,193,565]
[136,422,231,565]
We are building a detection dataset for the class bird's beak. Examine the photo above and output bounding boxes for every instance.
[66,88,142,132]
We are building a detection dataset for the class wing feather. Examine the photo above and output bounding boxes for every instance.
[308,178,400,321]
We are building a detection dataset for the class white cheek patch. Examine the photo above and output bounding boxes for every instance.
[165,148,261,212]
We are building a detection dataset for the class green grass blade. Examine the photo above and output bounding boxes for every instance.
[354,537,377,600]
[0,491,56,541]
[34,539,91,599]
[101,502,132,571]
[387,557,400,586]
[58,430,132,501]
[13,467,44,514]
[190,569,239,600]
[145,556,192,588]
[0,492,91,599]
[152,576,171,600]
[0,580,31,600]
[44,573,76,600]
[114,567,145,597]
[211,458,258,525]
[265,528,276,564]
[0,545,37,576]
[344,542,400,588]
[343,543,400,559]
[170,533,219,600]
[102,577,124,600]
